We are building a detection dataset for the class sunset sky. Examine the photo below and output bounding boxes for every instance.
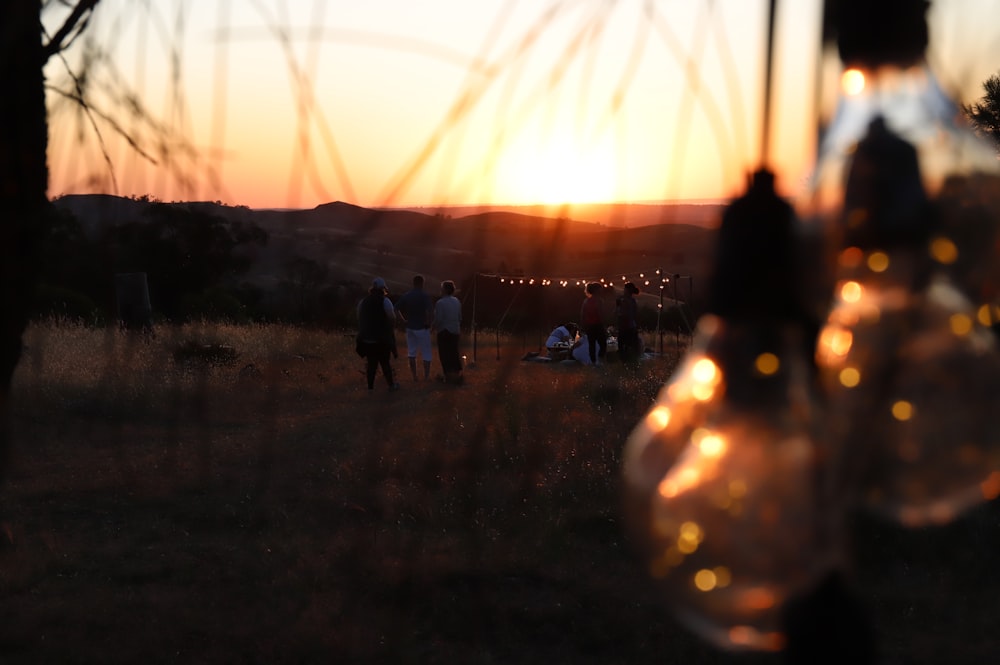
[42,0,1000,211]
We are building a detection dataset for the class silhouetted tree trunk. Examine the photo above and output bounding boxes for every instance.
[0,0,101,482]
[0,1,49,481]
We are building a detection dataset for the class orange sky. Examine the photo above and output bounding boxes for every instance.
[42,0,1000,211]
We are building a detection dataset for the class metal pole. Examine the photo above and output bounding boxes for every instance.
[688,276,695,336]
[472,273,478,363]
[674,274,681,358]
[657,268,664,355]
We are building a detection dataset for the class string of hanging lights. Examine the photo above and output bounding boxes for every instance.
[487,268,692,293]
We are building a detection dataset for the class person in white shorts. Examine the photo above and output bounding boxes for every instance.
[394,274,434,380]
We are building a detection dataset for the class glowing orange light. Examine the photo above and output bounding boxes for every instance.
[840,281,863,303]
[727,627,786,652]
[742,587,777,610]
[728,625,785,651]
[754,352,780,376]
[698,434,727,458]
[839,246,864,268]
[693,569,717,591]
[677,538,699,554]
[841,68,866,95]
[691,383,715,402]
[713,566,732,588]
[729,627,756,647]
[658,479,678,498]
[839,367,861,388]
[930,236,959,265]
[977,304,994,326]
[891,400,914,421]
[817,326,854,362]
[981,471,1000,500]
[679,521,703,542]
[692,358,719,384]
[678,467,700,488]
[949,313,973,337]
[645,406,671,432]
[866,251,890,273]
[829,328,853,355]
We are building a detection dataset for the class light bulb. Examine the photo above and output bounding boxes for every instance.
[805,0,1000,318]
[801,0,1000,526]
[812,101,1000,526]
[623,172,837,651]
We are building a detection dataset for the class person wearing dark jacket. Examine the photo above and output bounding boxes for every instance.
[357,277,400,391]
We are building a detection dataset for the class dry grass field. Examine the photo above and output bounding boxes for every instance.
[2,321,999,664]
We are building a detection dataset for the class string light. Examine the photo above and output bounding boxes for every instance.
[476,269,686,290]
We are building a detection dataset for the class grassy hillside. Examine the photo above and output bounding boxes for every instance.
[3,321,1000,663]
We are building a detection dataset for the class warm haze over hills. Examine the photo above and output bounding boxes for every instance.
[53,194,720,301]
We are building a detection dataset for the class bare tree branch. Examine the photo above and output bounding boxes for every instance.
[42,0,100,61]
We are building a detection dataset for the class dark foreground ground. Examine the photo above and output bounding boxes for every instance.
[2,332,999,664]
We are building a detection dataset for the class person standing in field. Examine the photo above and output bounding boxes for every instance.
[357,277,400,392]
[580,281,607,365]
[433,279,463,384]
[395,274,434,381]
[616,281,641,363]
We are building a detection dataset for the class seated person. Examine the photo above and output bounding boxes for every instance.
[545,322,579,360]
[571,334,594,365]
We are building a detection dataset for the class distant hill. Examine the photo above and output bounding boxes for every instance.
[393,201,725,229]
[52,195,718,298]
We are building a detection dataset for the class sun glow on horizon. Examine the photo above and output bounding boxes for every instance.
[43,1,999,211]
[492,126,620,205]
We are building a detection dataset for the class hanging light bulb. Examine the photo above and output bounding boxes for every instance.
[813,115,1000,526]
[623,170,838,652]
[802,0,1000,526]
[805,0,1000,320]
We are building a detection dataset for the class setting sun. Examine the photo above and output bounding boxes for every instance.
[42,0,830,209]
[494,127,619,205]
[41,1,1000,211]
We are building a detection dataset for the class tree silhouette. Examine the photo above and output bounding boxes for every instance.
[964,73,1000,151]
[1,2,91,478]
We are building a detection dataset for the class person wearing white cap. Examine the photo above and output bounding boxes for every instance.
[356,277,400,391]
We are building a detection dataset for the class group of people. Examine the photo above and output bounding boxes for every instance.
[356,275,464,391]
[359,276,646,387]
[541,280,643,365]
